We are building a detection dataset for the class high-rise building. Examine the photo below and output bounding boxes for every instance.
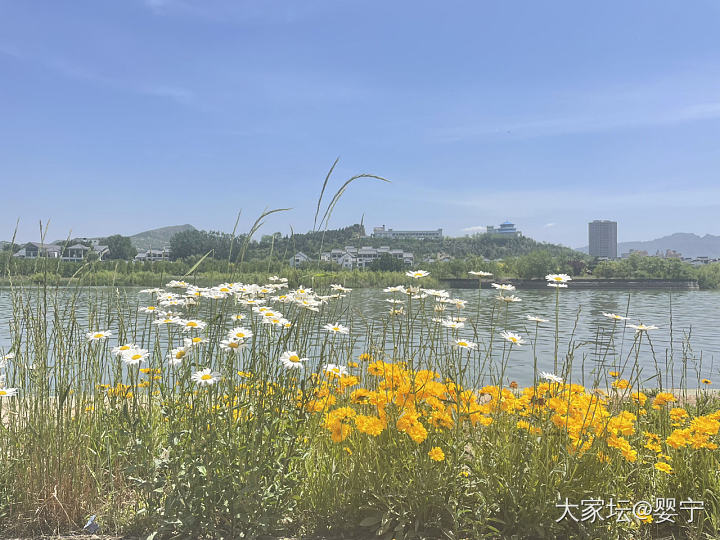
[588,220,617,259]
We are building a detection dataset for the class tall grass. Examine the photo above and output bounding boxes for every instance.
[0,270,719,538]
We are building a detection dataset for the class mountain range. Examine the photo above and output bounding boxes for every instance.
[129,224,196,251]
[578,233,720,259]
[38,224,197,252]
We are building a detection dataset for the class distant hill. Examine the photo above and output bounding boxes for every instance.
[578,233,720,259]
[130,224,196,251]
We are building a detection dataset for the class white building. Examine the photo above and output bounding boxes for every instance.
[289,251,311,267]
[321,246,414,269]
[14,242,109,261]
[135,248,171,262]
[372,225,442,240]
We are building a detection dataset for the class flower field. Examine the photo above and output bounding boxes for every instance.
[1,273,719,539]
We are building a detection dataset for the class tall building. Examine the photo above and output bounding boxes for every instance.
[588,220,617,259]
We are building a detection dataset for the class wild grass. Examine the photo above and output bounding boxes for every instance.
[0,272,719,539]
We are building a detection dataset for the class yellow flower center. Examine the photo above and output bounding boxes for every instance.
[289,355,300,363]
[147,306,156,310]
[228,342,239,349]
[120,345,130,350]
[186,322,198,327]
[235,332,246,338]
[458,341,468,347]
[94,333,104,338]
[0,390,7,396]
[175,350,186,359]
[201,374,213,380]
[192,337,202,343]
[553,276,563,281]
[131,354,142,360]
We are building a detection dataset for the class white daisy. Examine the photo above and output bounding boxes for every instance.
[179,319,206,332]
[500,331,525,346]
[323,323,350,335]
[86,330,112,342]
[540,371,564,384]
[220,338,245,352]
[153,316,180,325]
[546,274,572,283]
[406,270,430,279]
[441,319,465,329]
[496,294,522,303]
[468,270,493,277]
[526,315,549,323]
[279,351,307,369]
[112,344,136,357]
[139,306,159,314]
[602,312,628,321]
[330,284,352,292]
[453,339,478,350]
[228,327,253,340]
[322,364,348,377]
[167,347,190,365]
[628,323,659,333]
[121,348,149,365]
[0,387,18,398]
[491,283,515,291]
[191,368,221,386]
[383,285,406,293]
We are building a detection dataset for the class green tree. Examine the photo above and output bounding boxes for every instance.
[101,235,138,260]
[369,253,405,272]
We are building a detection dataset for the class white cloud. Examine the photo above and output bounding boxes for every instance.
[543,222,556,228]
[461,225,488,232]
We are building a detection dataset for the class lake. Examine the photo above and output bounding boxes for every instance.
[1,285,718,388]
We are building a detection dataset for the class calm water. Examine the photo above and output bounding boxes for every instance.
[1,286,718,388]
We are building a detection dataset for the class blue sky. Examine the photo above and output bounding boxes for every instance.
[2,0,720,248]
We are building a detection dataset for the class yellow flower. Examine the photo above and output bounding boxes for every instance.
[652,392,677,409]
[666,428,691,449]
[343,446,352,455]
[669,407,689,424]
[354,414,386,436]
[702,379,712,385]
[612,379,629,390]
[609,371,620,378]
[428,446,445,462]
[655,462,673,474]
